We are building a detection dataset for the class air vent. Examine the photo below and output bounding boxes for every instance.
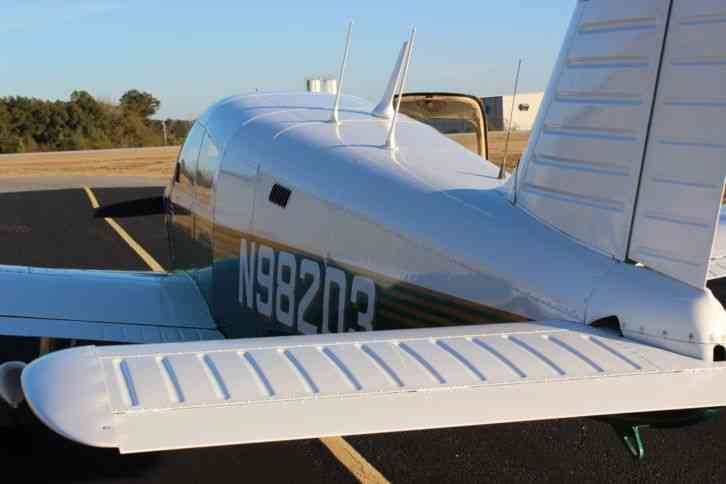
[269,184,292,208]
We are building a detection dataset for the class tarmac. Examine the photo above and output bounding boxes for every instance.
[1,179,726,483]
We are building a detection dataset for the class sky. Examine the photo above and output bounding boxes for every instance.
[1,1,574,119]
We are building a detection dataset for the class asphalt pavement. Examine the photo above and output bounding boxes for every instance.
[1,185,725,483]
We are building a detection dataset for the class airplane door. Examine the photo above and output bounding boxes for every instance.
[209,133,262,338]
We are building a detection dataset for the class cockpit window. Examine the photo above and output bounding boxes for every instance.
[397,94,488,158]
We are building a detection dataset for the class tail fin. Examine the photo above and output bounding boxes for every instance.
[514,0,726,288]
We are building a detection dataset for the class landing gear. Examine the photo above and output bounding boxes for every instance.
[601,408,724,460]
[610,421,647,460]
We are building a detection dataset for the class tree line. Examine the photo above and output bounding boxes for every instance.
[0,90,192,154]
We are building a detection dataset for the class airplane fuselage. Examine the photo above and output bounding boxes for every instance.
[166,92,726,360]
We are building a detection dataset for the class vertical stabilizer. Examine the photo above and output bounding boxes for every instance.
[515,0,671,260]
[516,0,726,288]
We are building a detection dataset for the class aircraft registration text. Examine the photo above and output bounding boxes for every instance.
[238,239,376,334]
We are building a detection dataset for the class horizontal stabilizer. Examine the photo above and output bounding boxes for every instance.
[21,321,726,453]
[0,265,222,343]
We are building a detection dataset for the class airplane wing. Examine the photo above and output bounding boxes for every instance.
[19,321,726,453]
[0,265,222,343]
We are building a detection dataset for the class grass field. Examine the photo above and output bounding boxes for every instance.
[487,131,529,172]
[0,131,530,179]
[0,146,180,178]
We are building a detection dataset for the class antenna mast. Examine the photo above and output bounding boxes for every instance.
[499,58,522,179]
[385,28,416,151]
[331,21,353,125]
[372,41,408,119]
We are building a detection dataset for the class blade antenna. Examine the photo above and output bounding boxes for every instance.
[499,58,522,179]
[372,41,409,119]
[331,21,353,125]
[385,28,416,151]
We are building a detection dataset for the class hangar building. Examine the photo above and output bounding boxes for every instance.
[483,91,544,131]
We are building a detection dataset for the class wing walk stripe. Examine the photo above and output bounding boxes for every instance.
[360,344,404,387]
[240,352,275,397]
[398,342,446,384]
[158,357,185,403]
[321,347,362,391]
[547,336,604,372]
[199,354,230,400]
[471,338,526,378]
[436,339,486,381]
[587,337,642,370]
[283,350,319,394]
[508,336,566,376]
[116,359,139,407]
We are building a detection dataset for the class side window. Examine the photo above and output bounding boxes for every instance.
[170,121,205,249]
[176,122,206,194]
[193,132,221,248]
[196,132,221,205]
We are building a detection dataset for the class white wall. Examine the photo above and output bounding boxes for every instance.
[501,91,543,131]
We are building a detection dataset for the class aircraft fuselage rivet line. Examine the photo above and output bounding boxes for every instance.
[82,186,390,483]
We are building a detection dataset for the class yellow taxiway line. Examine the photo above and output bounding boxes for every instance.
[82,185,388,484]
[320,437,390,484]
[83,186,165,272]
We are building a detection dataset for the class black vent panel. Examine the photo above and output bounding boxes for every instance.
[269,184,292,208]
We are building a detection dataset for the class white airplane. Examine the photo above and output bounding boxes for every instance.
[1,0,726,460]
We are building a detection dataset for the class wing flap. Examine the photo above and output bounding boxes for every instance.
[20,321,726,453]
[0,265,222,343]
